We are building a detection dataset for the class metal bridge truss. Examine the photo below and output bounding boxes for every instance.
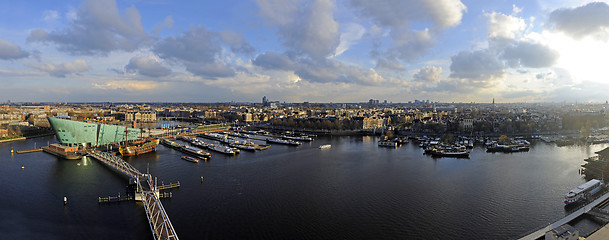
[89,151,143,178]
[89,151,179,240]
[141,191,179,240]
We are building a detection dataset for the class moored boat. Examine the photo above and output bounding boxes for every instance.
[378,141,397,147]
[119,138,160,156]
[564,179,605,205]
[182,146,211,159]
[266,137,301,146]
[181,155,200,163]
[42,143,82,160]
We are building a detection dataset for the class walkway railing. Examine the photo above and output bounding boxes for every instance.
[89,151,143,178]
[141,191,179,240]
[88,151,179,240]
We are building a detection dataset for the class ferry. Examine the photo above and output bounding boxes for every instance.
[564,179,605,205]
[181,155,200,163]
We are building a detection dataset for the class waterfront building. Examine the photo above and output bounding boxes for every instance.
[47,117,141,147]
[125,111,156,122]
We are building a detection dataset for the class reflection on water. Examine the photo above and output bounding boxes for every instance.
[0,135,608,239]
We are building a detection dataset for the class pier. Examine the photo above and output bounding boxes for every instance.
[88,151,179,240]
[519,191,609,240]
[16,148,43,154]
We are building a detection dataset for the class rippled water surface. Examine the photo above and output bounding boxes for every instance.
[1,136,607,239]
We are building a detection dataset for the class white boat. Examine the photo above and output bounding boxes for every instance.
[564,179,605,205]
[378,141,397,147]
[266,137,301,146]
[283,135,313,141]
[319,144,331,149]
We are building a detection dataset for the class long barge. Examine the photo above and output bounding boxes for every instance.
[42,143,82,160]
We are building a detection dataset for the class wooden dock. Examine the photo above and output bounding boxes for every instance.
[157,182,180,191]
[99,194,134,203]
[16,148,43,154]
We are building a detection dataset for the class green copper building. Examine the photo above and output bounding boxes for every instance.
[48,117,142,147]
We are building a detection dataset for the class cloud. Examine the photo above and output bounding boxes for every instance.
[485,11,526,39]
[256,0,340,60]
[252,51,295,70]
[151,16,174,35]
[295,59,384,85]
[413,66,442,83]
[125,55,171,77]
[185,62,235,79]
[34,59,90,77]
[502,40,559,68]
[153,25,252,79]
[27,0,150,55]
[547,2,609,39]
[154,25,220,63]
[0,39,29,60]
[43,10,60,22]
[219,31,255,55]
[349,0,466,66]
[334,23,366,57]
[93,80,159,91]
[376,57,406,71]
[449,49,505,81]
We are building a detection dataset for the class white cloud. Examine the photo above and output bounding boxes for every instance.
[413,66,442,83]
[485,11,526,39]
[34,59,90,77]
[333,23,366,57]
[93,80,160,91]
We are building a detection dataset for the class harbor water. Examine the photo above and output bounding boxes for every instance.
[1,135,608,239]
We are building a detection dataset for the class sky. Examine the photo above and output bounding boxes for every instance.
[1,0,609,103]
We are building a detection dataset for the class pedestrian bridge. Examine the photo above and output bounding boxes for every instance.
[88,151,179,240]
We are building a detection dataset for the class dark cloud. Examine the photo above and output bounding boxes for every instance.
[256,0,340,60]
[125,56,171,77]
[376,57,406,71]
[548,2,609,39]
[252,51,295,70]
[185,62,235,79]
[502,41,559,68]
[27,0,151,55]
[219,31,255,55]
[449,49,505,81]
[153,25,221,63]
[0,39,29,60]
[34,59,90,77]
[153,25,251,79]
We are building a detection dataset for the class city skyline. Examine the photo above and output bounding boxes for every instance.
[1,0,608,103]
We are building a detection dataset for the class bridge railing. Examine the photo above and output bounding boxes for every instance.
[141,191,179,240]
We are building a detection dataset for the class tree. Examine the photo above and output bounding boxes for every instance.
[498,135,509,144]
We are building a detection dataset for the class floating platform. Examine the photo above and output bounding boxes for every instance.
[16,148,43,154]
